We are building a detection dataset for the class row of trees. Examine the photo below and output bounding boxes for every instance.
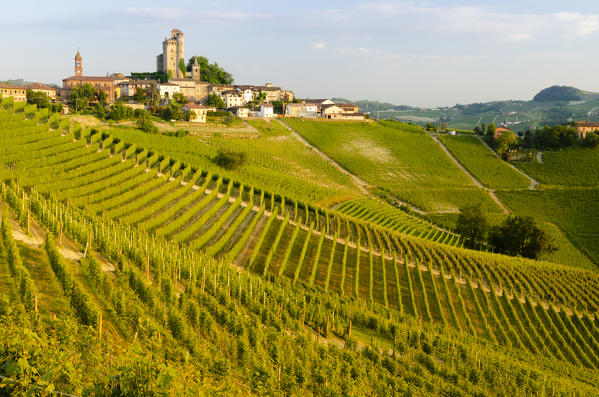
[473,123,599,155]
[456,204,554,259]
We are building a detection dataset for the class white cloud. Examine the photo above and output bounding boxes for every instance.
[312,42,325,50]
[554,12,599,36]
[342,2,599,41]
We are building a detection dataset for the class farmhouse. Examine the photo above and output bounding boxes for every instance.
[25,82,57,100]
[321,103,364,120]
[574,121,599,139]
[257,103,274,118]
[230,106,250,118]
[182,103,212,123]
[0,83,27,102]
[157,83,180,98]
[117,80,157,98]
[285,102,318,118]
[61,51,117,103]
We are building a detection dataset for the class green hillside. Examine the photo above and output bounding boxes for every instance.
[360,86,599,131]
[1,99,599,395]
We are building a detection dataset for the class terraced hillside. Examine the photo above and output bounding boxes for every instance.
[1,101,599,393]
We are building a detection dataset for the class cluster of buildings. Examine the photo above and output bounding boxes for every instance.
[285,99,363,120]
[0,81,57,103]
[1,29,366,122]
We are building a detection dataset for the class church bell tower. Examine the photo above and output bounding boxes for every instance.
[74,50,82,77]
[191,57,201,82]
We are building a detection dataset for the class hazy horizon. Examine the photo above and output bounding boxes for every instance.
[2,0,598,107]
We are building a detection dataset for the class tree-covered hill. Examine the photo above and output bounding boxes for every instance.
[533,85,582,102]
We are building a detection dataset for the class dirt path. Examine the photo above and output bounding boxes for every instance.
[431,135,509,214]
[475,136,539,190]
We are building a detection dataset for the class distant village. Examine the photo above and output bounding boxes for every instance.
[0,29,365,123]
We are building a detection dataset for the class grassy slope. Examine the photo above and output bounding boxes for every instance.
[439,135,530,189]
[286,119,502,214]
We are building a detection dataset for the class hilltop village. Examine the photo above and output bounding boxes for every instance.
[0,29,364,123]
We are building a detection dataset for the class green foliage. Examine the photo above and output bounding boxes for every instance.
[206,110,241,125]
[456,204,488,248]
[186,56,234,84]
[68,83,106,112]
[488,216,555,259]
[178,59,187,78]
[204,93,226,109]
[107,101,135,121]
[211,150,247,170]
[26,90,62,113]
[583,131,599,148]
[136,117,159,134]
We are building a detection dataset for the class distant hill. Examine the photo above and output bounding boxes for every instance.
[1,78,34,86]
[351,86,599,131]
[533,86,582,102]
[332,98,414,113]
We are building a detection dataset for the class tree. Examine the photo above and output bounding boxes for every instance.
[211,151,246,170]
[494,131,518,156]
[136,117,158,134]
[488,216,554,259]
[248,92,267,109]
[26,90,50,109]
[186,56,233,84]
[133,87,145,102]
[583,131,599,148]
[486,123,496,141]
[204,94,225,109]
[178,59,187,78]
[171,92,187,105]
[272,101,284,115]
[456,204,487,248]
[108,102,134,121]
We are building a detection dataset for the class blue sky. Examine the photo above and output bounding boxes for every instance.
[2,1,598,106]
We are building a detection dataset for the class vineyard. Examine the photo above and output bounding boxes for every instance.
[284,118,505,214]
[438,134,531,189]
[515,146,599,187]
[105,118,360,204]
[497,188,599,268]
[1,100,599,394]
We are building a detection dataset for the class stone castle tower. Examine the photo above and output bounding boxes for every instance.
[156,29,185,78]
[74,50,82,77]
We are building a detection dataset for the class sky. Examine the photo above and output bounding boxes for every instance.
[2,0,599,107]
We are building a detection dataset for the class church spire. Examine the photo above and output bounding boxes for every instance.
[74,50,82,77]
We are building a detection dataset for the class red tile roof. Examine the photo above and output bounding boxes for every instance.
[26,82,56,91]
